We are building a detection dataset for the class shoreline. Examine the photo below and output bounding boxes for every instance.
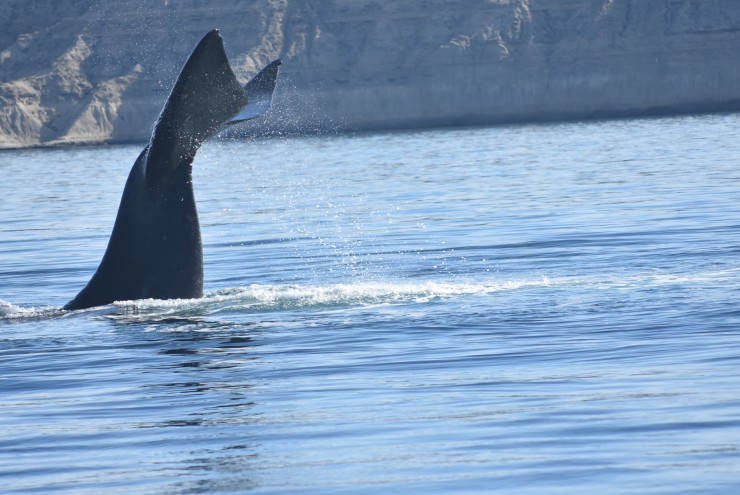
[3,1,740,153]
[3,103,739,152]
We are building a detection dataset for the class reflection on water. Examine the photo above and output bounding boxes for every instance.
[3,114,740,493]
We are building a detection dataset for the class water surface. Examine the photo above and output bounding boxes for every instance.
[2,115,740,494]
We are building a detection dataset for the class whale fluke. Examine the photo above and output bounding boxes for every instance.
[63,30,281,311]
[229,59,282,125]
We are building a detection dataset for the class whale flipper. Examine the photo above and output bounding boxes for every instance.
[63,30,280,311]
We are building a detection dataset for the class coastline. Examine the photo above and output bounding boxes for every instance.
[3,0,740,150]
[4,103,740,153]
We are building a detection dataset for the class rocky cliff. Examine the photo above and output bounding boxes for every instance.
[2,0,740,148]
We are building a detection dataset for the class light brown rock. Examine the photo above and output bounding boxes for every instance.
[1,0,740,149]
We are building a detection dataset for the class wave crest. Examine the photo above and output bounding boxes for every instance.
[111,279,554,316]
[0,300,61,319]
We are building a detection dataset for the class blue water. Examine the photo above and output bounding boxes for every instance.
[2,114,740,494]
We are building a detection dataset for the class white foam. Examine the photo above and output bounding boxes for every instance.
[569,268,740,291]
[9,269,734,321]
[0,300,61,319]
[110,278,559,316]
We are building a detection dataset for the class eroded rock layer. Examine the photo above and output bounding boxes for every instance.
[2,0,739,148]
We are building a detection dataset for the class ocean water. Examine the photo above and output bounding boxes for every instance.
[2,114,740,494]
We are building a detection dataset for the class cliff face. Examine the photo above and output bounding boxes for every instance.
[1,0,740,148]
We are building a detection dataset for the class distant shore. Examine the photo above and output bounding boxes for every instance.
[3,104,740,153]
[3,0,740,150]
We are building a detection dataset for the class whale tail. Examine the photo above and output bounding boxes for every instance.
[146,29,280,180]
[228,59,282,125]
[62,31,281,311]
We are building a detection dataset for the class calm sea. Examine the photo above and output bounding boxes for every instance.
[2,115,740,494]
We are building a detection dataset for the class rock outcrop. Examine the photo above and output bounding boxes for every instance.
[2,0,740,148]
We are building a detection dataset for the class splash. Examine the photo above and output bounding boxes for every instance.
[111,278,558,317]
[6,268,734,322]
[0,300,62,320]
[1,278,558,321]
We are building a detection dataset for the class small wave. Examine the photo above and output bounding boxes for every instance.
[639,269,740,286]
[0,300,62,320]
[10,269,731,322]
[1,278,558,322]
[575,268,740,291]
[110,278,557,317]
